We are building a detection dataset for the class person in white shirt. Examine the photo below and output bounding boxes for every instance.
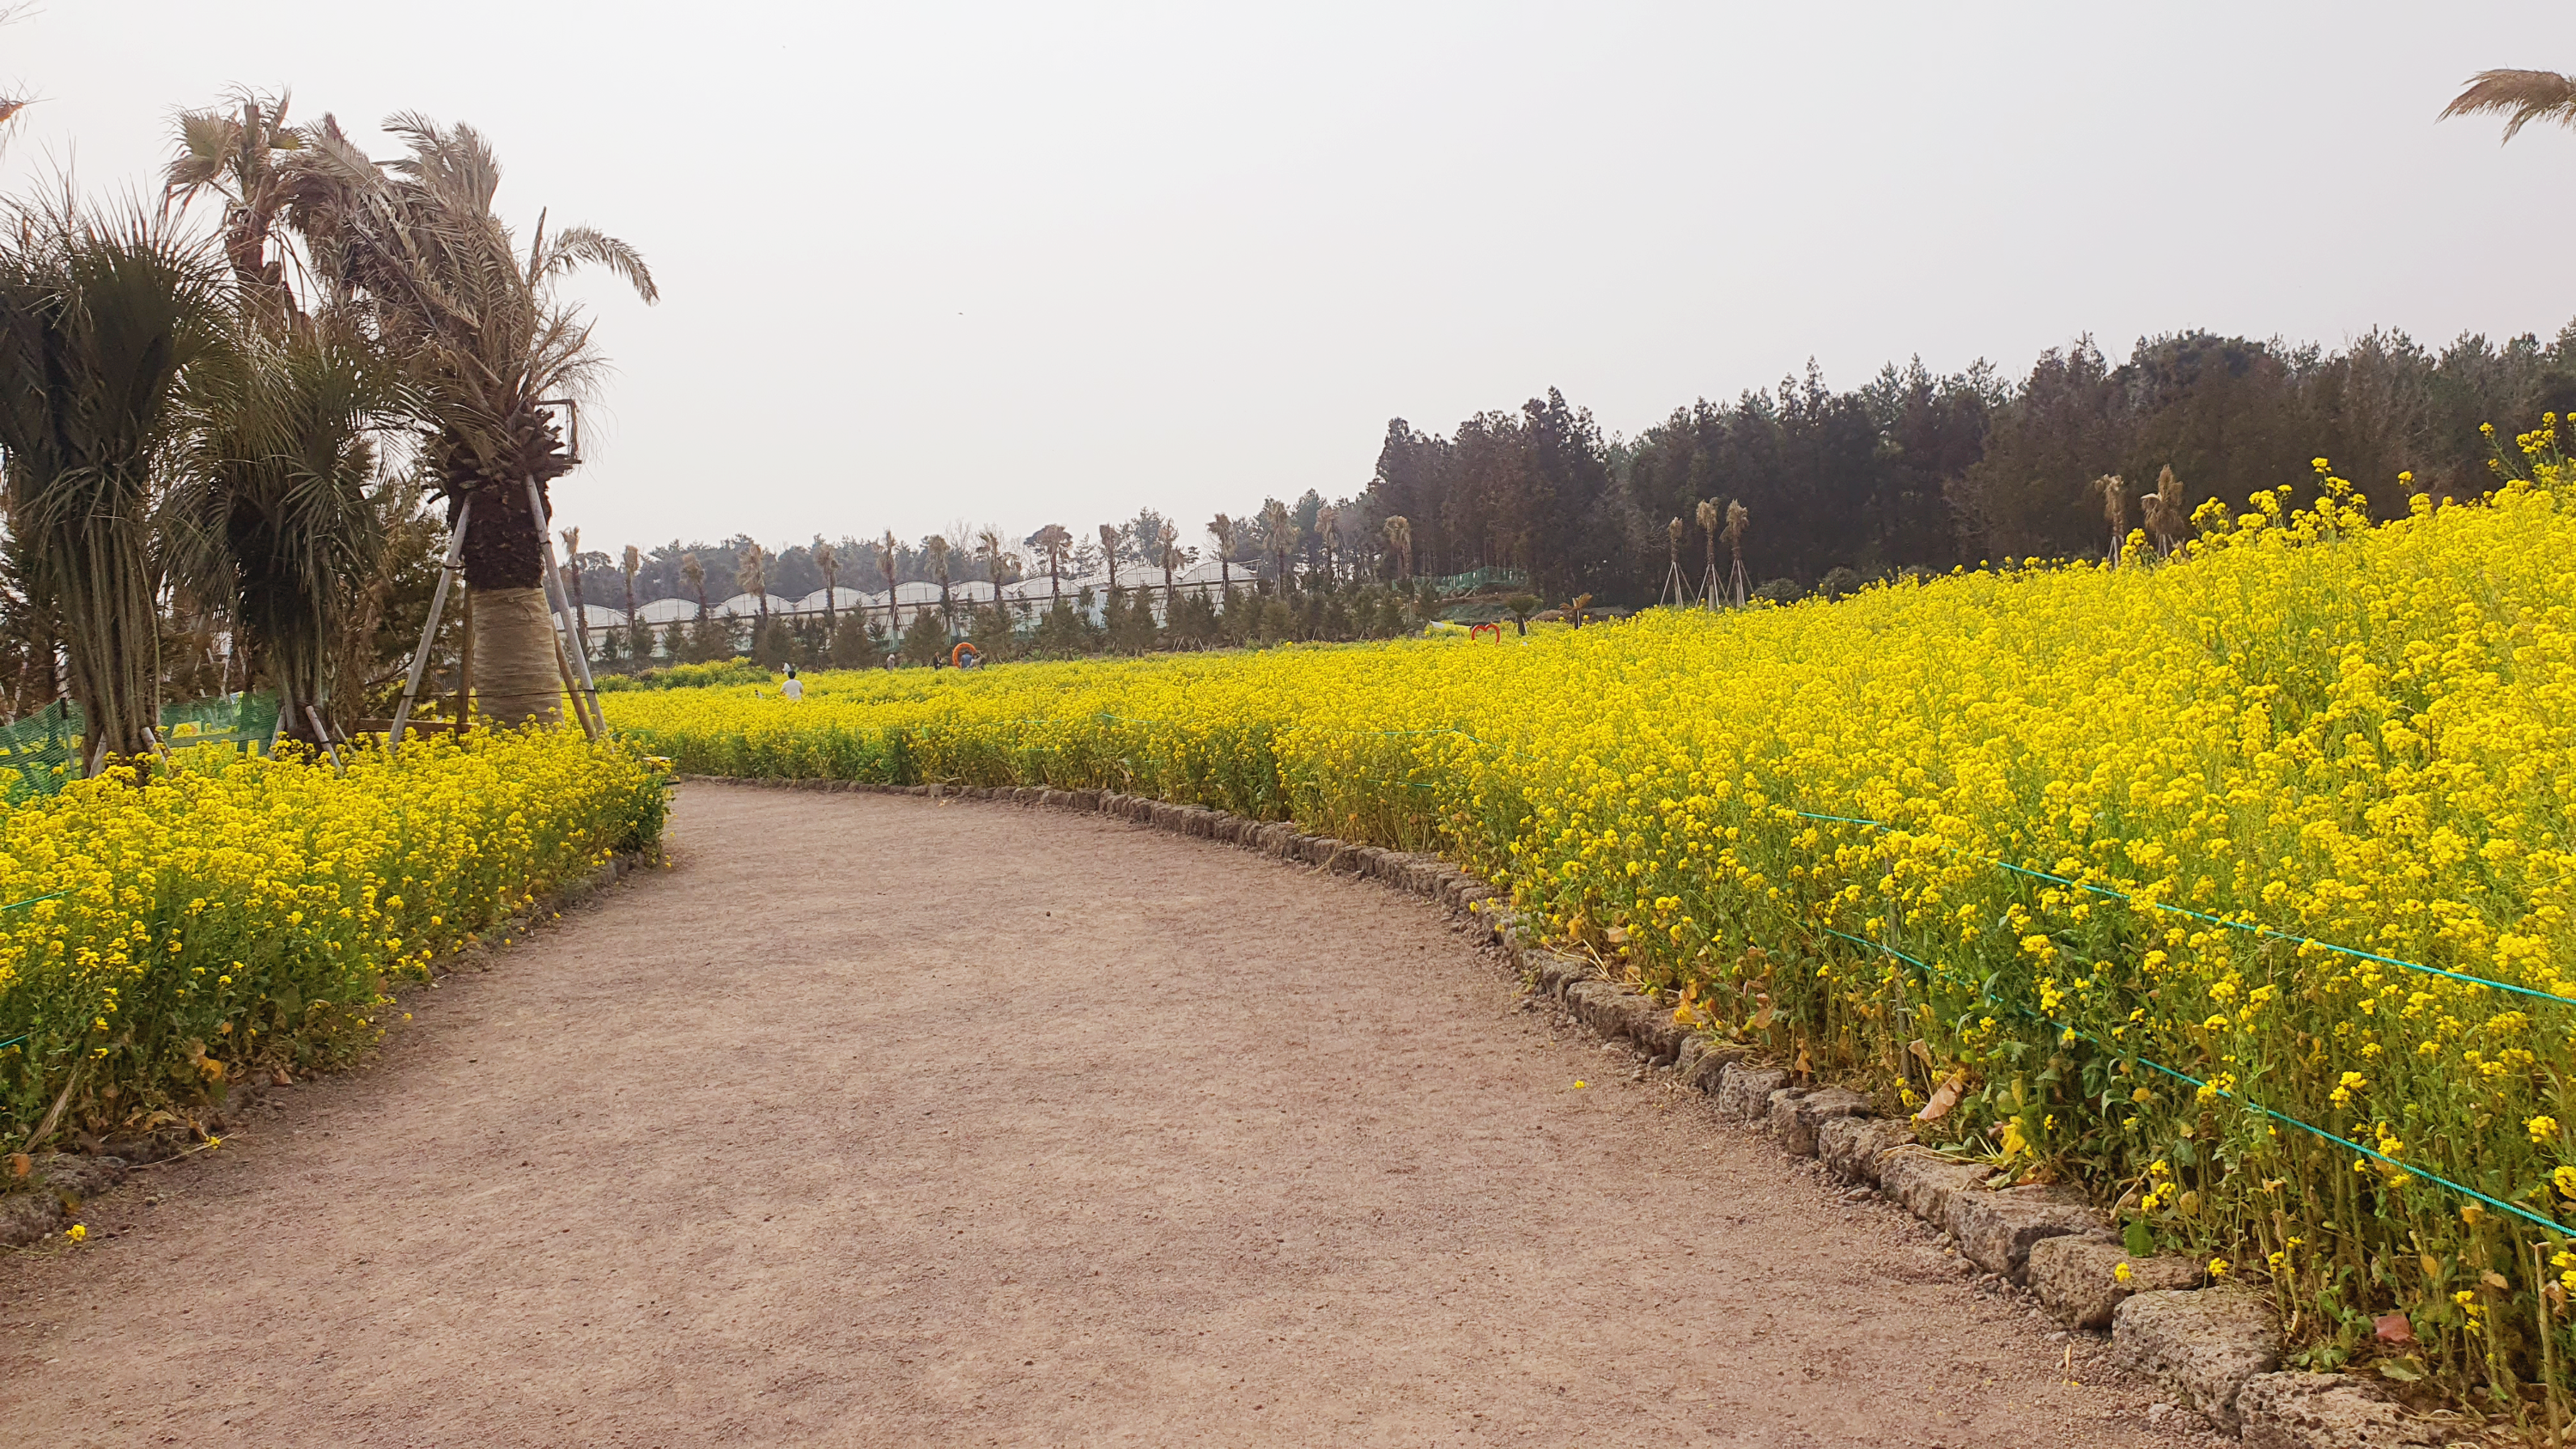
[781,664,805,702]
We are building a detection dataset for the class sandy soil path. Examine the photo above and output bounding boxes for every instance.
[0,783,2180,1447]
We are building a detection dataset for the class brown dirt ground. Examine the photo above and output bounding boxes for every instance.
[0,783,2192,1447]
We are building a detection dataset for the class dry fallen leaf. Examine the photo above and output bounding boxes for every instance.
[2373,1312,2416,1347]
[1917,1069,1966,1123]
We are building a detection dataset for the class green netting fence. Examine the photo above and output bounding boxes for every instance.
[0,693,283,803]
[1419,566,1528,599]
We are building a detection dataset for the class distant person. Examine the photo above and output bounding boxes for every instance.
[781,664,805,702]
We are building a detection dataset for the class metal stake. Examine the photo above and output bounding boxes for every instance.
[307,706,346,777]
[390,496,472,754]
[528,476,602,740]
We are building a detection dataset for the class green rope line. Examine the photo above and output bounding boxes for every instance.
[1818,923,2569,1238]
[1795,808,2569,1009]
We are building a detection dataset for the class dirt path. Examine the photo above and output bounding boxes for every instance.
[0,783,2182,1447]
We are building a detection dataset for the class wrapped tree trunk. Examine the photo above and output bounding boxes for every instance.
[453,466,562,728]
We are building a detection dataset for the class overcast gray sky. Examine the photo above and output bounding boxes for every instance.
[7,3,2572,553]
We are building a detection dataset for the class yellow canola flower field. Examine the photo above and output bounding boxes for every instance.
[0,728,665,1149]
[612,446,2576,1391]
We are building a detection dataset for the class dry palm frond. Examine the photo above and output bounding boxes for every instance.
[2091,473,2129,532]
[2440,69,2576,142]
[2139,464,2189,555]
[1722,500,1748,550]
[1696,498,1718,533]
[1381,514,1412,579]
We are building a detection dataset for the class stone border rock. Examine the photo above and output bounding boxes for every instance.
[683,777,2464,1445]
[0,847,659,1251]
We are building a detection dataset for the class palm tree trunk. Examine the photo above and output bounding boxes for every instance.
[58,520,160,767]
[458,484,561,728]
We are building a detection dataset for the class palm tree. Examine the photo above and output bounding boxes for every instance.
[1262,499,1295,594]
[559,525,589,659]
[1034,523,1072,607]
[1157,522,1181,618]
[1098,523,1121,594]
[166,319,398,746]
[813,540,839,637]
[1316,504,1338,584]
[163,89,322,318]
[738,541,769,645]
[878,530,901,639]
[2139,465,2188,557]
[0,203,226,765]
[1696,498,1720,610]
[976,526,1011,630]
[2441,70,2576,141]
[1206,514,1235,599]
[925,535,952,642]
[1722,501,1750,607]
[677,551,708,662]
[2089,474,2129,563]
[298,113,657,728]
[1382,514,1413,583]
[621,543,647,661]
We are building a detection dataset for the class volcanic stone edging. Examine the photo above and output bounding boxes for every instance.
[0,846,659,1250]
[680,774,2462,1446]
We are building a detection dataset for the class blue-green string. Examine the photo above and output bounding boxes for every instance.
[1795,809,2567,1008]
[1818,923,2567,1237]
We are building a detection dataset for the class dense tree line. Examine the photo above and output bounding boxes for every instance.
[1376,325,2576,605]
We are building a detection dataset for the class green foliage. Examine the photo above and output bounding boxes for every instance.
[898,606,949,667]
[829,613,873,668]
[592,657,766,691]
